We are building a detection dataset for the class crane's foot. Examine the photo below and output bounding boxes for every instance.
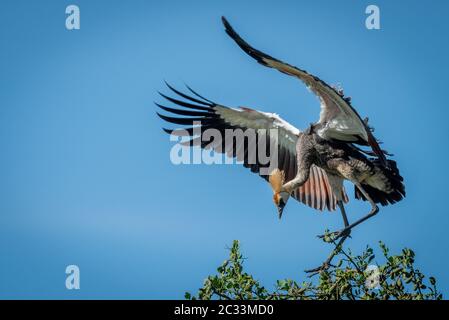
[317,228,351,241]
[308,229,352,276]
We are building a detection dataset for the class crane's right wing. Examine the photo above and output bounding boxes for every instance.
[221,16,387,167]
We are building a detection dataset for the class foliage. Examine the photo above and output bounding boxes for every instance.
[186,239,442,300]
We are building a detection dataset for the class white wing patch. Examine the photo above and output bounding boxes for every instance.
[317,109,368,142]
[214,106,300,154]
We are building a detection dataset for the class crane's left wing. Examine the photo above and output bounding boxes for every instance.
[156,83,347,211]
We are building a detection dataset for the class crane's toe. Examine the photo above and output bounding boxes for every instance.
[318,228,352,242]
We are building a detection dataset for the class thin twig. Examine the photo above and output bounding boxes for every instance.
[212,289,232,300]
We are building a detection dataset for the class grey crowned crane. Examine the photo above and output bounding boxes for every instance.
[156,17,405,272]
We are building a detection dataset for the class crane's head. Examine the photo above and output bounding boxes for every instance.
[269,169,290,219]
[273,191,290,218]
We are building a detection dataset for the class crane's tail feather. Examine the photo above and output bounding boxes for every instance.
[355,159,405,206]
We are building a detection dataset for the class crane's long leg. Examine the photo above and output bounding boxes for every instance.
[305,200,350,274]
[338,200,350,229]
[331,183,379,240]
[317,200,351,239]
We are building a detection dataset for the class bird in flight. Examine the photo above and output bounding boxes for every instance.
[156,17,405,272]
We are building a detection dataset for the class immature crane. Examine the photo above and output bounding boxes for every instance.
[156,17,405,271]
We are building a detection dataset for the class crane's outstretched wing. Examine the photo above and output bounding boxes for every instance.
[221,16,387,167]
[156,83,348,211]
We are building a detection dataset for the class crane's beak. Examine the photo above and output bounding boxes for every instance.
[277,200,286,219]
[278,205,285,219]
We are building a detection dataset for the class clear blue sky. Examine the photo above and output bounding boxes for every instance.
[1,0,448,299]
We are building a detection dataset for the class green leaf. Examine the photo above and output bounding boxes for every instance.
[189,240,442,301]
